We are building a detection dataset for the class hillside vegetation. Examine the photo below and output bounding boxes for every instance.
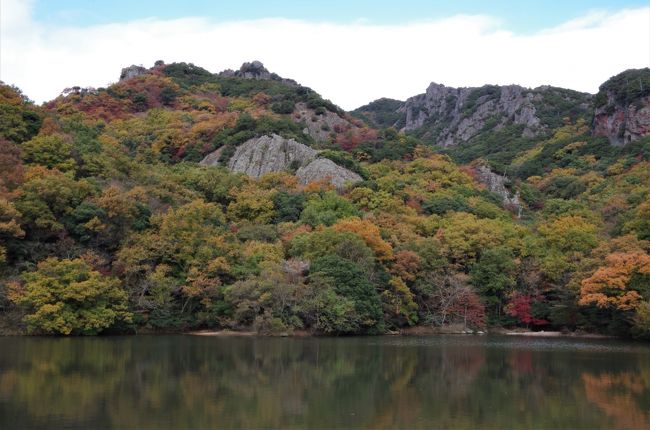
[0,63,649,338]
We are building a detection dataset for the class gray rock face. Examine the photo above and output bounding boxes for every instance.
[296,158,362,189]
[474,165,521,215]
[199,146,225,166]
[214,134,317,177]
[399,83,544,146]
[119,65,148,81]
[199,134,362,188]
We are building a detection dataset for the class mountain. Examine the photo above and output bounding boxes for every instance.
[0,61,649,339]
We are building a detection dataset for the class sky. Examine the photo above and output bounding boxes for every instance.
[1,0,649,110]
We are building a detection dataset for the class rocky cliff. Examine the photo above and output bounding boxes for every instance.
[474,165,521,215]
[400,84,591,146]
[592,68,650,146]
[200,134,361,188]
[354,83,591,147]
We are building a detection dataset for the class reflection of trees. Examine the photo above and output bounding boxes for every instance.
[0,337,131,428]
[0,337,649,429]
[582,371,650,430]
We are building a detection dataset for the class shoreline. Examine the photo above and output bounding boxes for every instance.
[185,327,616,339]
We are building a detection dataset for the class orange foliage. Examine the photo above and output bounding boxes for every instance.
[579,251,650,310]
[279,224,312,244]
[302,178,335,193]
[390,250,421,282]
[332,217,393,261]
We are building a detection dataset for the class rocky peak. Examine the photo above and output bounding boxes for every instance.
[219,61,298,86]
[592,68,650,146]
[119,65,148,81]
[239,60,272,79]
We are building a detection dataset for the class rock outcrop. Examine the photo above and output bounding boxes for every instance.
[200,134,317,177]
[199,134,362,188]
[219,61,298,86]
[296,158,362,189]
[474,165,521,215]
[119,65,148,81]
[592,69,650,146]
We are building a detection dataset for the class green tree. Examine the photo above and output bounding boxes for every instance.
[310,255,384,333]
[273,191,305,222]
[470,247,517,320]
[10,257,132,335]
[300,191,359,226]
[21,134,76,173]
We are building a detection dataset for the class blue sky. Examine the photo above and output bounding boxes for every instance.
[3,1,649,108]
[34,0,650,31]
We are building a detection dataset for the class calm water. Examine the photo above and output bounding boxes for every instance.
[1,335,649,430]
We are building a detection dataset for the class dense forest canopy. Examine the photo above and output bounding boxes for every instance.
[0,63,649,338]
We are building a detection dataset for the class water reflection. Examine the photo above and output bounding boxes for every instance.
[0,336,649,429]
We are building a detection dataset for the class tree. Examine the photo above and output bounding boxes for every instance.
[623,198,650,241]
[289,228,375,270]
[300,191,360,226]
[310,255,384,333]
[632,301,650,339]
[300,274,360,334]
[21,134,76,173]
[14,167,95,235]
[10,257,132,335]
[0,138,24,198]
[0,83,42,144]
[0,199,24,265]
[538,215,599,254]
[579,251,650,311]
[381,277,418,327]
[470,247,517,318]
[332,217,393,261]
[224,265,303,333]
[272,191,305,222]
[227,185,276,223]
[505,292,548,327]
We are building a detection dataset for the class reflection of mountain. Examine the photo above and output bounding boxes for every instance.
[0,337,648,429]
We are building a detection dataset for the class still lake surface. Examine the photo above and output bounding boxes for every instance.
[0,335,649,429]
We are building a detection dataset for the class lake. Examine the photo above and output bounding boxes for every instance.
[0,335,649,429]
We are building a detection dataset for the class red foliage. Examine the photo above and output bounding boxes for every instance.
[333,127,380,151]
[505,293,548,326]
[405,198,423,213]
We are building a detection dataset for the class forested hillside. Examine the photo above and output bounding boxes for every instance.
[1,62,649,338]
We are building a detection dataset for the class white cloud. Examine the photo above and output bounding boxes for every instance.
[1,0,649,110]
